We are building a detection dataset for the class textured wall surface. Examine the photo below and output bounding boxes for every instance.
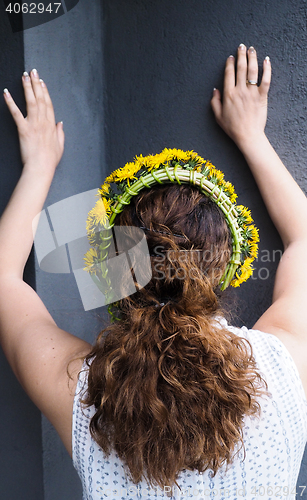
[1,0,306,498]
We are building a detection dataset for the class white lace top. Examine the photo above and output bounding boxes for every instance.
[72,321,307,500]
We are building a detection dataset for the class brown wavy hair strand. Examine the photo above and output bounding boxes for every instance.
[82,184,268,489]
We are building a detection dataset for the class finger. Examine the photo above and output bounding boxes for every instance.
[224,55,235,93]
[22,72,38,118]
[29,69,47,116]
[236,43,248,87]
[247,46,258,86]
[211,88,222,122]
[259,56,271,96]
[39,79,56,123]
[3,89,26,130]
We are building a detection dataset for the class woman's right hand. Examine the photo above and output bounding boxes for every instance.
[3,69,64,177]
[211,44,271,151]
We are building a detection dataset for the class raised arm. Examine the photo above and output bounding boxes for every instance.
[0,71,91,455]
[211,44,307,395]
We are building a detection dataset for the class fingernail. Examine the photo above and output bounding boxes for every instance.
[23,71,30,82]
[265,56,270,62]
[239,43,245,49]
[60,121,63,126]
[213,87,217,91]
[249,46,255,53]
[39,78,46,87]
[3,88,9,96]
[32,68,39,78]
[229,55,235,59]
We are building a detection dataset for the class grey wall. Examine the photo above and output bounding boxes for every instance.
[0,4,44,499]
[0,0,306,498]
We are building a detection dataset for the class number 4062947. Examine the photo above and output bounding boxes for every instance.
[251,485,306,497]
[5,3,62,14]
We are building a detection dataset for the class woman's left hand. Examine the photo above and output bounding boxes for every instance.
[3,69,64,176]
[211,44,271,152]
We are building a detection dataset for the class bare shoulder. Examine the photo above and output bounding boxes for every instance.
[253,315,307,400]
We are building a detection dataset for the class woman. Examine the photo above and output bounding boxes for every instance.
[0,44,306,499]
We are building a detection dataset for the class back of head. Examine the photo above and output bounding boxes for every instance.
[83,183,267,489]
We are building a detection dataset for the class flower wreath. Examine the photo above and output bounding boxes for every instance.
[84,148,259,314]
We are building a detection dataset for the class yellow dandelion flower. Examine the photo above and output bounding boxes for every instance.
[125,161,143,176]
[87,231,99,247]
[114,161,141,185]
[241,258,254,276]
[98,183,110,197]
[223,181,235,195]
[191,152,206,165]
[83,248,98,274]
[133,155,149,172]
[153,149,172,164]
[140,149,191,171]
[230,192,238,203]
[205,161,216,172]
[146,152,167,170]
[193,155,207,172]
[231,258,254,287]
[86,218,94,234]
[86,198,111,233]
[111,163,137,183]
[249,243,259,259]
[237,205,253,224]
[168,148,190,162]
[221,180,238,203]
[105,171,118,183]
[210,167,224,183]
[249,225,260,243]
[208,168,224,187]
[134,153,147,166]
[107,169,122,182]
[154,148,187,164]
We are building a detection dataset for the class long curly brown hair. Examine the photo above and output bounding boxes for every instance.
[82,184,268,489]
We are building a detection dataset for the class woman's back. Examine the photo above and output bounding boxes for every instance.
[73,320,307,500]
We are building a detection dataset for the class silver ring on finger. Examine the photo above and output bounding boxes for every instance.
[246,79,258,85]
